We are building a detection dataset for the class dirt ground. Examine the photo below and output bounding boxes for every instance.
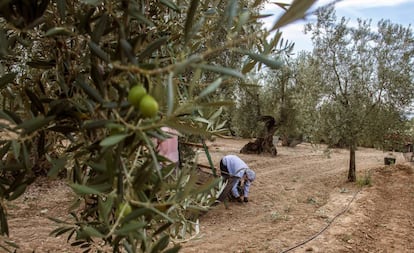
[2,137,414,253]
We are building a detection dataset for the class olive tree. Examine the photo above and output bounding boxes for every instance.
[305,6,414,181]
[260,59,304,146]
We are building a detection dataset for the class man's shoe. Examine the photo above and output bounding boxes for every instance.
[211,200,221,206]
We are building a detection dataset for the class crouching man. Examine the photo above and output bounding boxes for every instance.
[216,154,256,203]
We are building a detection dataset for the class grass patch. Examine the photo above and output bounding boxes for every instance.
[269,211,289,222]
[357,172,372,187]
[307,197,318,205]
[339,233,353,243]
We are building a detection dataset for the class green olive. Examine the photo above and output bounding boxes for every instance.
[116,202,132,219]
[128,85,147,108]
[139,95,159,118]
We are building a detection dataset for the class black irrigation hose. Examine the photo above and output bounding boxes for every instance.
[280,187,362,253]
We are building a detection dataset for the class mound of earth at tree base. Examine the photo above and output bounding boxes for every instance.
[3,138,414,252]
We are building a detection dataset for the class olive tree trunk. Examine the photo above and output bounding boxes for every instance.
[348,145,356,182]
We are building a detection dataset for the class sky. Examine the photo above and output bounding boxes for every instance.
[262,0,414,53]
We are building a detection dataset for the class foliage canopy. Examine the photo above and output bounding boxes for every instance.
[0,0,316,252]
[304,6,414,181]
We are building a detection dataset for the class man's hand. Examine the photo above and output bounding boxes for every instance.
[243,197,249,203]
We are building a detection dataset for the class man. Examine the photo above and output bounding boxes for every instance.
[217,154,256,203]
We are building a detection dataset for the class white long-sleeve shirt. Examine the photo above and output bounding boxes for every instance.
[221,155,255,197]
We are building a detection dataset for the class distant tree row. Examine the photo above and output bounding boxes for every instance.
[229,6,414,181]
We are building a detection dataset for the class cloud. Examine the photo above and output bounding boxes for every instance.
[333,0,413,9]
[265,0,413,11]
[279,23,314,52]
[279,23,307,39]
[262,0,413,53]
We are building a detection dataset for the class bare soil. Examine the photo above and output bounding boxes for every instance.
[3,137,414,253]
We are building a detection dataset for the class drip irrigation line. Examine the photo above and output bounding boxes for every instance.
[280,187,362,253]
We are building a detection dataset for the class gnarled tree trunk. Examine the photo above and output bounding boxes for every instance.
[240,116,278,156]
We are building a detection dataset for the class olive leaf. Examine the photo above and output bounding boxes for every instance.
[100,134,129,147]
